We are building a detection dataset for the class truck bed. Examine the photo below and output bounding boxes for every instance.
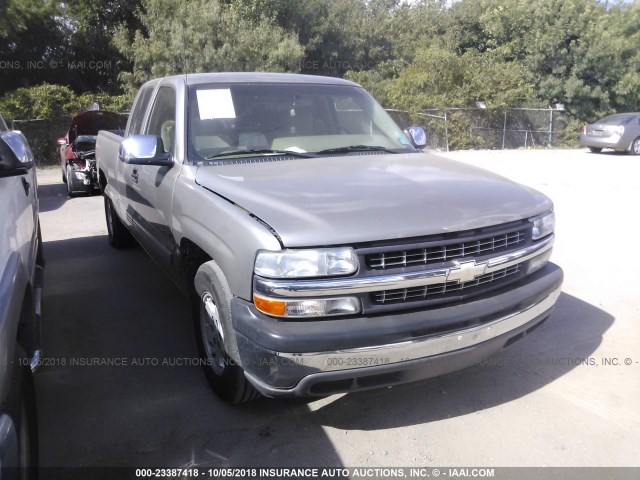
[96,129,124,197]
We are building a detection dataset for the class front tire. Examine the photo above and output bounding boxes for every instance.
[631,137,640,155]
[192,270,259,405]
[104,196,133,248]
[588,147,602,153]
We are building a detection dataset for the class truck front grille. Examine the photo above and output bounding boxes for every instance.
[366,229,527,270]
[371,264,522,305]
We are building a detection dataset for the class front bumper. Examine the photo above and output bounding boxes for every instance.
[231,263,563,397]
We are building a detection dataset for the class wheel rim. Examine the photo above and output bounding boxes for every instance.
[634,139,640,155]
[200,293,226,375]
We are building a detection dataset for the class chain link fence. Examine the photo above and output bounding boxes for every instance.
[10,106,569,166]
[386,107,569,151]
[10,117,72,167]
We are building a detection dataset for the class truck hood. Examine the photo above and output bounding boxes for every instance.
[195,153,552,247]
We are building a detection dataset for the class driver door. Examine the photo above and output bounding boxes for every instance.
[121,85,180,270]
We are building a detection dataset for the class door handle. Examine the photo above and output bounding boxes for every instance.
[21,177,30,196]
[131,169,139,183]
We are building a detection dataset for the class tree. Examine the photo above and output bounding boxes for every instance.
[446,0,639,118]
[115,0,305,92]
[61,0,144,93]
[350,40,532,111]
[0,0,70,93]
[0,83,132,119]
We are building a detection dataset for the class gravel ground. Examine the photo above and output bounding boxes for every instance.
[34,148,640,470]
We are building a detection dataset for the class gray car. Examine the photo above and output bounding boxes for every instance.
[579,112,640,154]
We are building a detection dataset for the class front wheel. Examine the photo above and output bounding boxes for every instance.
[630,137,640,155]
[192,270,260,405]
[589,147,602,153]
[104,196,133,248]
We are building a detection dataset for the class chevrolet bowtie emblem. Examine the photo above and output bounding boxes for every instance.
[446,260,487,283]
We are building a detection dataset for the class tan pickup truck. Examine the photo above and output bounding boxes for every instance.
[96,73,563,404]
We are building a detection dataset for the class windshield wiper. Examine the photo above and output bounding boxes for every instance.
[314,145,400,155]
[205,148,315,160]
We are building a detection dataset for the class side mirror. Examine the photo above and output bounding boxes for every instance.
[56,138,67,146]
[0,132,34,178]
[404,126,427,149]
[119,135,173,167]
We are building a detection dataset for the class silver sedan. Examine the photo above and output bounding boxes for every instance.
[579,112,640,154]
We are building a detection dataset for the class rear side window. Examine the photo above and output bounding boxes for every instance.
[145,87,176,153]
[127,86,154,136]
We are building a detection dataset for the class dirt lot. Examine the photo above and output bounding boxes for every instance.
[35,149,640,469]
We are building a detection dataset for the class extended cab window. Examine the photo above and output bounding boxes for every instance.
[146,87,176,153]
[127,86,154,136]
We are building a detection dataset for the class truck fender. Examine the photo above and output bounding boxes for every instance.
[193,260,242,365]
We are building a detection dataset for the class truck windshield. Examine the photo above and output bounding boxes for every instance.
[187,83,415,160]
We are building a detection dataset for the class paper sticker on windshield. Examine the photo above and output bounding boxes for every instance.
[196,89,236,120]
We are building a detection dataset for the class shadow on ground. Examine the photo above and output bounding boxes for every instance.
[306,292,613,430]
[37,182,68,213]
[37,235,342,472]
[37,234,612,473]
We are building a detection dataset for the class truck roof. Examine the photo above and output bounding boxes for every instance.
[142,72,360,88]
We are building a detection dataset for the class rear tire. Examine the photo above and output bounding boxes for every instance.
[631,137,640,155]
[588,147,602,153]
[192,271,260,405]
[104,196,133,248]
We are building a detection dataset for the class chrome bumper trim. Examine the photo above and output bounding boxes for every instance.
[269,286,561,372]
[254,235,554,298]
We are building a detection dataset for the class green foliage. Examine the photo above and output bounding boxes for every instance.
[0,0,69,93]
[436,0,640,119]
[59,0,144,93]
[367,45,533,111]
[115,0,305,92]
[0,0,140,94]
[2,0,640,150]
[0,84,133,120]
[0,84,78,119]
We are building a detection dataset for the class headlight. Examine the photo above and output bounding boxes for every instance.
[531,211,555,240]
[254,247,358,279]
[254,294,361,318]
